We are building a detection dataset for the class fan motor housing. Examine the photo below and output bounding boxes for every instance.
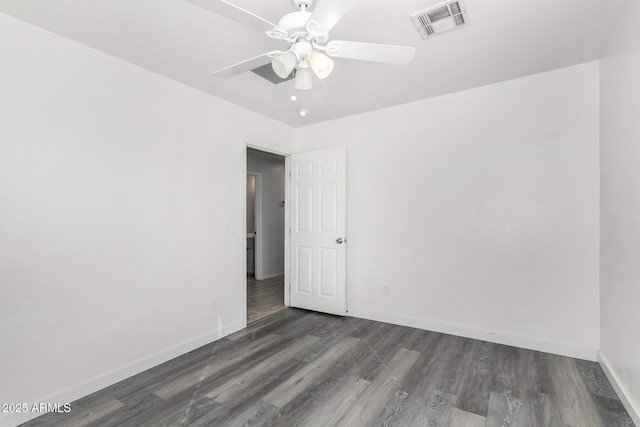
[278,11,312,40]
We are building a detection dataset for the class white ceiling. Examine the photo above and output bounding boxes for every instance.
[0,0,629,127]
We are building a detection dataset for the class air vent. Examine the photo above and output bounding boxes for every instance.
[411,0,469,40]
[251,63,295,85]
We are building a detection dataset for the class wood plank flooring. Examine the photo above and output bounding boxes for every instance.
[246,275,285,324]
[21,309,634,427]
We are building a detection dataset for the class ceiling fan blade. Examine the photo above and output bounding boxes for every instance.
[325,41,416,65]
[309,0,359,32]
[187,0,277,32]
[214,52,273,78]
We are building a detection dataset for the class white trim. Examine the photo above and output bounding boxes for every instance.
[347,307,599,361]
[240,150,247,330]
[247,171,263,280]
[284,155,291,308]
[0,320,243,427]
[599,352,640,426]
[245,139,292,156]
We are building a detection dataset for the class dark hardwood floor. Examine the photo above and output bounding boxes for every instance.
[246,275,285,324]
[21,309,634,426]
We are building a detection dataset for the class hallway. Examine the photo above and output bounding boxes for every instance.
[247,275,285,324]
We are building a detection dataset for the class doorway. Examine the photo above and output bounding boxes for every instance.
[246,147,286,324]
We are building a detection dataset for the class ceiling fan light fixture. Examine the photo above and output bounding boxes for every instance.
[309,51,334,79]
[210,0,417,91]
[272,51,297,79]
[294,67,313,90]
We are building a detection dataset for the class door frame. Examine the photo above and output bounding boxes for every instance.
[242,139,291,329]
[246,171,262,280]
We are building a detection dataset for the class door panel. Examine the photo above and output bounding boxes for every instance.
[290,148,346,316]
[319,248,337,297]
[296,185,313,232]
[296,247,313,294]
[320,183,337,232]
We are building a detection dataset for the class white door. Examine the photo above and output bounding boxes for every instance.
[289,147,346,316]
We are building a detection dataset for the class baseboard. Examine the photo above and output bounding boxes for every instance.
[347,307,599,362]
[1,320,243,427]
[598,352,640,426]
[259,272,284,280]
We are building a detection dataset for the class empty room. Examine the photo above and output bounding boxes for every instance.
[1,0,639,426]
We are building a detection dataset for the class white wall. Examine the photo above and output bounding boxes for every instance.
[297,62,601,360]
[0,13,294,427]
[247,149,286,279]
[600,0,640,422]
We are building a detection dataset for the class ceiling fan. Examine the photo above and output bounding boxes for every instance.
[189,0,416,90]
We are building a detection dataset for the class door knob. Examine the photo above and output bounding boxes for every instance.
[336,238,345,244]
